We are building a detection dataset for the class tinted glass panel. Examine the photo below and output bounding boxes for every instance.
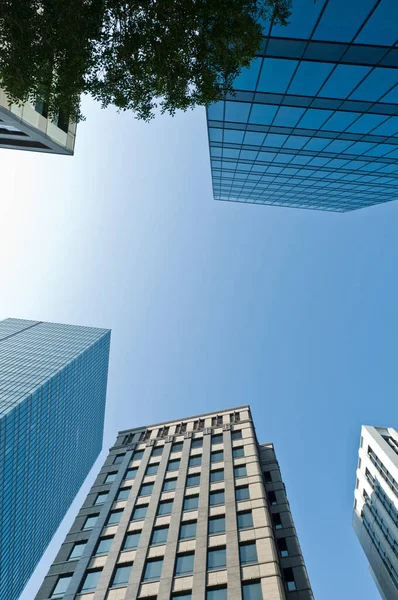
[168,460,180,471]
[81,570,101,591]
[211,451,224,463]
[210,470,224,483]
[184,495,199,511]
[132,505,148,520]
[146,464,159,475]
[233,447,245,459]
[240,542,258,564]
[238,512,253,529]
[84,515,99,529]
[231,430,242,441]
[105,472,117,483]
[236,486,250,501]
[143,559,163,581]
[107,511,122,525]
[152,527,169,545]
[151,446,163,457]
[117,488,131,500]
[158,500,173,515]
[172,442,184,453]
[96,537,113,555]
[123,532,140,550]
[70,542,86,560]
[163,479,177,491]
[209,491,225,506]
[242,581,263,600]
[212,434,223,445]
[125,468,137,479]
[94,492,108,505]
[176,553,195,575]
[208,548,226,571]
[140,483,154,496]
[189,455,202,467]
[180,521,197,540]
[52,575,72,596]
[187,474,200,487]
[234,465,247,478]
[112,564,132,586]
[191,438,203,449]
[209,516,226,535]
[207,588,228,600]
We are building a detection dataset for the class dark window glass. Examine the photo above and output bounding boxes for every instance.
[180,521,197,540]
[273,513,283,530]
[172,594,192,600]
[152,446,163,457]
[114,454,125,464]
[157,500,173,515]
[112,564,132,586]
[94,491,108,505]
[237,511,253,530]
[207,587,227,600]
[210,470,224,483]
[277,538,289,557]
[191,438,203,449]
[211,451,224,463]
[268,491,277,506]
[52,575,72,596]
[242,581,263,600]
[208,547,226,571]
[132,505,148,520]
[151,526,169,545]
[240,542,258,565]
[175,553,195,575]
[284,568,296,591]
[163,478,177,492]
[231,430,243,441]
[234,465,247,478]
[123,532,140,550]
[183,495,199,511]
[146,463,159,476]
[96,537,113,555]
[168,459,180,472]
[69,541,87,560]
[264,471,272,483]
[233,447,245,459]
[107,510,123,525]
[187,474,200,487]
[83,514,99,530]
[117,488,131,501]
[81,570,102,591]
[209,490,225,506]
[125,468,138,480]
[189,455,202,467]
[236,486,250,501]
[133,450,144,461]
[143,558,163,581]
[140,483,154,496]
[212,434,223,445]
[172,442,184,453]
[209,516,226,535]
[105,472,117,483]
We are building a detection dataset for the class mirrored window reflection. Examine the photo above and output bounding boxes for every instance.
[257,59,298,94]
[319,65,371,99]
[288,61,333,96]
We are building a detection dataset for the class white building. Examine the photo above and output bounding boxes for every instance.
[0,88,76,155]
[353,426,398,600]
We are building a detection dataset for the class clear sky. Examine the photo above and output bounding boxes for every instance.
[2,96,397,600]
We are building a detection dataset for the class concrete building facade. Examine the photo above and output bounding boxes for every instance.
[353,425,398,600]
[36,406,313,600]
[0,318,111,600]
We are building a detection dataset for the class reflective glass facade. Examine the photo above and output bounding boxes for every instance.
[0,318,110,600]
[207,0,398,212]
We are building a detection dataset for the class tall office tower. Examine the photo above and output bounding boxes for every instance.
[35,406,313,600]
[0,89,76,154]
[353,426,398,600]
[206,0,398,212]
[0,318,111,600]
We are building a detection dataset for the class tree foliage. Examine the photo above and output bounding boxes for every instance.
[0,0,291,122]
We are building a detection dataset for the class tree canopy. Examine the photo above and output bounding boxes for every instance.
[0,0,291,122]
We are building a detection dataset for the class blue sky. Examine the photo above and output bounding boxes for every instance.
[3,96,398,599]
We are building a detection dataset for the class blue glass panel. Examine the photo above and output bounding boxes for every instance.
[112,565,132,585]
[322,112,361,131]
[242,581,263,600]
[381,84,398,103]
[372,117,398,136]
[365,144,396,157]
[225,102,251,123]
[207,588,227,600]
[207,103,224,121]
[209,128,222,142]
[271,0,326,38]
[297,109,333,129]
[283,136,310,149]
[355,0,398,46]
[257,59,298,94]
[346,141,377,155]
[350,68,398,102]
[319,65,371,99]
[273,107,305,127]
[249,104,278,125]
[313,0,375,42]
[264,133,288,147]
[288,62,334,96]
[224,130,244,144]
[304,138,331,151]
[346,114,388,134]
[243,132,266,146]
[234,58,262,91]
[324,140,354,153]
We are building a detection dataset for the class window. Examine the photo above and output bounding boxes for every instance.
[117,487,131,501]
[209,516,226,535]
[189,455,202,467]
[95,537,113,555]
[146,463,159,476]
[168,459,181,472]
[107,510,123,525]
[208,488,224,506]
[140,483,154,496]
[83,514,99,530]
[51,575,72,597]
[240,542,258,565]
[143,429,151,441]
[133,450,144,461]
[123,433,134,445]
[151,526,169,545]
[125,468,138,480]
[132,505,148,520]
[114,454,125,464]
[207,587,227,600]
[210,469,224,483]
[157,500,173,515]
[175,552,195,575]
[94,491,108,505]
[233,447,245,459]
[264,471,272,483]
[237,511,253,530]
[105,472,117,483]
[112,564,132,586]
[212,434,223,446]
[172,442,184,453]
[277,538,288,557]
[183,495,199,511]
[187,474,200,487]
[152,446,163,457]
[211,451,224,463]
[231,430,242,441]
[273,513,283,529]
[163,478,177,492]
[208,547,226,571]
[236,486,250,501]
[191,438,203,449]
[69,541,86,560]
[284,567,297,591]
[172,594,192,600]
[180,521,197,540]
[143,558,163,581]
[230,412,240,423]
[123,532,140,550]
[268,491,277,506]
[242,581,263,600]
[81,570,102,592]
[234,465,247,478]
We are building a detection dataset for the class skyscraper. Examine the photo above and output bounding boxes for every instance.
[35,406,313,600]
[0,318,111,600]
[353,425,398,600]
[206,0,398,212]
[0,90,76,154]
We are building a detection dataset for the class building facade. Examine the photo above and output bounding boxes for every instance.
[206,0,398,212]
[0,318,111,600]
[36,406,313,600]
[353,425,398,600]
[0,89,76,154]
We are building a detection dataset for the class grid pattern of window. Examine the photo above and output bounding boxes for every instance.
[0,318,110,600]
[206,0,398,212]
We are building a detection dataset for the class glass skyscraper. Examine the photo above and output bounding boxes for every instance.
[206,0,398,212]
[0,318,111,600]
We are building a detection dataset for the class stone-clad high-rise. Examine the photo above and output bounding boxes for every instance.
[0,318,111,600]
[35,406,312,600]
